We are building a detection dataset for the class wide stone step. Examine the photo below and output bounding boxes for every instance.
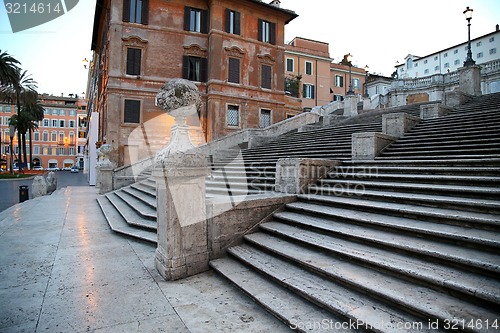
[331,165,500,176]
[205,180,275,191]
[122,186,157,209]
[103,192,157,230]
[227,244,443,333]
[244,232,500,322]
[416,111,500,128]
[400,125,500,139]
[209,258,344,333]
[380,147,500,157]
[387,137,500,150]
[114,190,156,220]
[394,126,500,141]
[309,184,500,213]
[342,158,500,168]
[323,172,500,187]
[280,202,500,252]
[377,153,500,160]
[96,196,156,244]
[262,215,499,278]
[130,179,156,195]
[244,231,500,307]
[207,175,275,184]
[298,194,500,231]
[206,187,265,197]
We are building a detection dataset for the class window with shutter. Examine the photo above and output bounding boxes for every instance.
[228,58,240,83]
[258,19,275,44]
[184,7,208,33]
[182,56,208,82]
[124,100,141,124]
[303,84,315,99]
[126,48,141,75]
[335,75,344,87]
[286,58,294,72]
[305,61,313,75]
[225,9,240,35]
[261,64,272,89]
[123,0,148,24]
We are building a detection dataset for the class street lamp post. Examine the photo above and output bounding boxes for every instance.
[363,65,369,98]
[463,6,475,67]
[346,53,354,96]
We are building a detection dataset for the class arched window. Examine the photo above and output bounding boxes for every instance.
[406,58,413,69]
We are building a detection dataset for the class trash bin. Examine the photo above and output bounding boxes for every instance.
[19,185,29,203]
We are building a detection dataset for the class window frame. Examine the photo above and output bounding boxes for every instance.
[257,19,276,44]
[261,64,272,89]
[353,78,360,90]
[286,58,294,72]
[303,84,315,99]
[226,104,240,127]
[123,0,149,25]
[123,99,141,124]
[259,109,272,128]
[305,61,313,75]
[225,9,240,35]
[126,47,142,76]
[335,75,343,87]
[182,56,208,82]
[184,6,208,33]
[228,57,240,84]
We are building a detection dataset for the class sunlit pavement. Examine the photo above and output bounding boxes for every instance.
[0,187,289,333]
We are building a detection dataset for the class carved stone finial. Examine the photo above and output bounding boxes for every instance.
[155,79,203,164]
[156,78,201,116]
[97,144,114,168]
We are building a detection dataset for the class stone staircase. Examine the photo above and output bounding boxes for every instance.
[379,93,500,160]
[96,116,406,242]
[210,93,500,332]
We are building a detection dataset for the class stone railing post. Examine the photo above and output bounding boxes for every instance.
[275,158,339,194]
[458,65,481,96]
[382,112,420,138]
[153,79,210,281]
[352,132,396,160]
[343,94,358,117]
[420,104,452,119]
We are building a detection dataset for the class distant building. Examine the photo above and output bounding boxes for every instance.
[284,37,368,111]
[330,62,367,101]
[0,94,86,170]
[88,0,301,167]
[285,37,333,111]
[396,25,500,78]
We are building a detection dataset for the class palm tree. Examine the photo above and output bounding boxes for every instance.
[22,100,44,168]
[0,68,38,170]
[0,50,20,86]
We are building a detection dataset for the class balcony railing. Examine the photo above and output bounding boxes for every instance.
[391,59,498,91]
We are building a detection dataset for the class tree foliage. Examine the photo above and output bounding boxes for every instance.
[285,73,302,98]
[0,50,43,171]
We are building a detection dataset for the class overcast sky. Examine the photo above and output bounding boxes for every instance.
[0,0,498,96]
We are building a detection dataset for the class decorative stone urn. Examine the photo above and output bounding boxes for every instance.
[155,78,202,163]
[96,143,115,194]
[96,144,114,168]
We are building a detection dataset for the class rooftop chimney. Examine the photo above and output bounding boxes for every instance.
[496,24,499,31]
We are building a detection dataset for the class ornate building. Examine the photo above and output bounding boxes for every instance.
[88,0,301,167]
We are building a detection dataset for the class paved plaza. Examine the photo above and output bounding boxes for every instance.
[0,186,290,333]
